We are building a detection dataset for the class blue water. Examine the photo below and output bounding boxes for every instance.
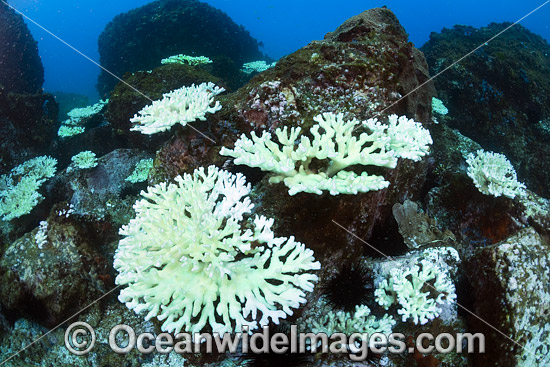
[9,0,550,100]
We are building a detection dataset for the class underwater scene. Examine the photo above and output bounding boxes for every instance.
[0,0,549,366]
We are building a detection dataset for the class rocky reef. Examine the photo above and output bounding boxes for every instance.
[421,23,550,197]
[0,5,549,367]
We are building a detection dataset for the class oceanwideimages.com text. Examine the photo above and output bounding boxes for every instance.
[65,322,485,361]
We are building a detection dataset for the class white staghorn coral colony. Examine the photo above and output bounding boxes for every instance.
[221,112,433,195]
[113,166,320,335]
[130,82,225,135]
[375,257,457,325]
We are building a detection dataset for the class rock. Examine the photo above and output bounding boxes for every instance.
[232,7,433,133]
[0,207,111,327]
[421,23,550,197]
[392,199,456,249]
[0,149,155,340]
[425,123,548,251]
[97,0,264,96]
[0,302,169,367]
[0,92,58,175]
[466,227,550,366]
[0,3,58,173]
[150,131,224,184]
[47,149,152,223]
[0,2,44,94]
[517,191,550,235]
[426,172,523,248]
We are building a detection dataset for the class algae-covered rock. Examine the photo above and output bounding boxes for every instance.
[425,123,548,250]
[422,23,550,197]
[231,7,434,133]
[0,3,58,174]
[0,208,110,326]
[97,0,263,96]
[0,2,44,94]
[48,149,151,222]
[466,227,550,367]
[0,302,178,367]
[0,92,58,176]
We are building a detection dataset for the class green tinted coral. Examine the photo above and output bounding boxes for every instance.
[0,156,57,221]
[125,158,154,183]
[71,151,98,169]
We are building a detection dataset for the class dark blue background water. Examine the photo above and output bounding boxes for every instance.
[9,0,550,101]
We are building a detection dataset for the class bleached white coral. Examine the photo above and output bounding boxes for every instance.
[114,166,320,335]
[66,99,108,121]
[0,156,57,221]
[431,97,448,116]
[365,114,433,161]
[58,125,85,138]
[10,156,57,179]
[221,112,432,195]
[71,151,98,169]
[375,258,456,325]
[35,220,48,249]
[130,82,225,135]
[466,149,525,199]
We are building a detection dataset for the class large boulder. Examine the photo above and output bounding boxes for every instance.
[47,149,152,222]
[0,207,111,327]
[421,23,550,197]
[0,149,151,327]
[0,2,44,94]
[425,124,523,247]
[0,93,58,173]
[153,7,435,285]
[466,227,550,367]
[96,0,264,96]
[0,2,58,173]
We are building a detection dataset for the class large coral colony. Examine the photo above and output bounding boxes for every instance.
[2,2,550,367]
